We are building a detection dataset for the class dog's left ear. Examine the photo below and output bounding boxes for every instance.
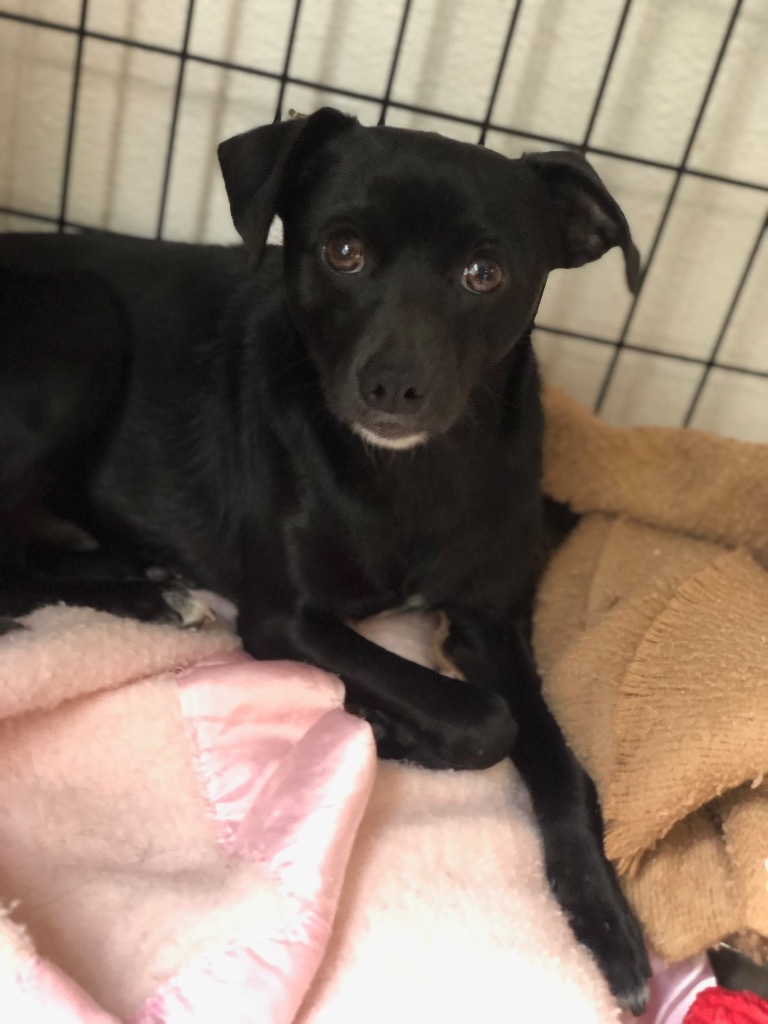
[218,107,357,264]
[523,150,641,294]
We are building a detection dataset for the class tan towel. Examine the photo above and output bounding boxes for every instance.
[535,385,768,962]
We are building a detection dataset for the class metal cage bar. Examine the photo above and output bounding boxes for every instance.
[477,0,524,145]
[378,0,414,125]
[155,0,197,239]
[56,0,89,230]
[683,211,768,426]
[580,0,633,151]
[592,0,747,413]
[1,10,763,193]
[274,0,304,123]
[1,0,765,413]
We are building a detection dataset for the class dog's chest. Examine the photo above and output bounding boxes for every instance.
[292,457,536,618]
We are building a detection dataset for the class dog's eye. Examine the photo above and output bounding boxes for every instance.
[462,256,504,294]
[323,232,365,274]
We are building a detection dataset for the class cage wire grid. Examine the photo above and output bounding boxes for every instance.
[0,0,766,434]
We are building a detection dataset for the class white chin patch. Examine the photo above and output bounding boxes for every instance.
[352,424,429,451]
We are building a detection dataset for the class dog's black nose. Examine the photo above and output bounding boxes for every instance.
[358,358,428,415]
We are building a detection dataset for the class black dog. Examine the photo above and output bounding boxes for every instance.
[0,108,649,1011]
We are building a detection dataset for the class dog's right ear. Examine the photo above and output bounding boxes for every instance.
[218,107,357,264]
[523,150,641,294]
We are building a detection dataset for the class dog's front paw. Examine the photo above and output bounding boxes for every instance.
[160,583,217,628]
[349,687,517,771]
[433,687,518,769]
[546,832,650,1015]
[92,580,216,628]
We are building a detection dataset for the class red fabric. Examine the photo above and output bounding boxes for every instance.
[684,987,768,1024]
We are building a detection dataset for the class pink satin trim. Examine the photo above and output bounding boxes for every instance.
[3,955,120,1023]
[134,928,333,1024]
[624,951,716,1024]
[133,651,376,1024]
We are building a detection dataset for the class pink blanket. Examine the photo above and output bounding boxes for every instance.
[0,602,712,1022]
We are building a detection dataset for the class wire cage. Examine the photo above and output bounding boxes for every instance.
[0,0,766,440]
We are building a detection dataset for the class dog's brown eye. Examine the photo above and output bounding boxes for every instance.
[324,232,365,273]
[462,256,503,294]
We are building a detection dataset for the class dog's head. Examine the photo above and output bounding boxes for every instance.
[219,108,639,450]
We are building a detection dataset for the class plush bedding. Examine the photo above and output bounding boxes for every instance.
[0,607,373,1023]
[0,600,661,1023]
[538,385,768,962]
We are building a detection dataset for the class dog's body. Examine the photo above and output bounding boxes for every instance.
[0,109,649,1009]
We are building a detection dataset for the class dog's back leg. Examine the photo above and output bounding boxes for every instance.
[444,609,650,1015]
[0,265,210,629]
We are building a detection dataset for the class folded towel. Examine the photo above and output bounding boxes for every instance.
[536,385,768,961]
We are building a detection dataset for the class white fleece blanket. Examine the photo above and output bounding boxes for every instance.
[0,601,695,1023]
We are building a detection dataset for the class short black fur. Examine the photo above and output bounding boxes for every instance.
[0,108,649,1011]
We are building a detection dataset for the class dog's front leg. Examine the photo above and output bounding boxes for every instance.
[237,601,516,770]
[444,610,650,1015]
